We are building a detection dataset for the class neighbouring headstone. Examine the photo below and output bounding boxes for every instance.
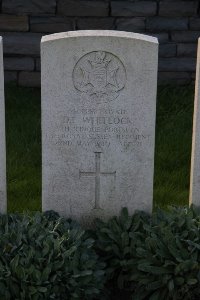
[41,30,158,224]
[190,38,200,206]
[0,37,6,213]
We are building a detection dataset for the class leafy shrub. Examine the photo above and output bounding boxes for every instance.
[0,211,105,300]
[95,207,200,300]
[95,208,149,294]
[132,207,200,300]
[2,207,200,300]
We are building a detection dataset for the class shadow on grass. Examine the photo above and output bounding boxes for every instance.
[5,83,41,212]
[154,85,194,209]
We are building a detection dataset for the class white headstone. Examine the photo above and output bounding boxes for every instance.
[41,30,158,224]
[0,37,6,213]
[190,38,200,206]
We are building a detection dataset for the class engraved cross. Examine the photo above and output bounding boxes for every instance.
[79,152,116,209]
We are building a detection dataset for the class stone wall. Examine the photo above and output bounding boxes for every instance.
[1,0,200,87]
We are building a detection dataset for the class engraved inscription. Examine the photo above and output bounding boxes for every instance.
[73,51,126,103]
[53,108,150,153]
[79,152,116,209]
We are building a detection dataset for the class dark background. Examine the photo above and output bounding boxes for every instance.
[0,0,200,87]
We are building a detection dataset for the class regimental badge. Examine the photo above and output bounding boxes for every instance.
[73,51,126,103]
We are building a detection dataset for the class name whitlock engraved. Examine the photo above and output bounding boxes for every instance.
[53,109,151,152]
[73,51,126,103]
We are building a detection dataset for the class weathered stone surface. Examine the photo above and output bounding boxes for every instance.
[158,71,191,85]
[30,17,74,33]
[1,33,42,55]
[177,44,197,57]
[2,0,56,14]
[116,18,145,32]
[77,18,114,30]
[159,57,196,72]
[41,31,158,224]
[159,1,198,17]
[0,15,28,32]
[190,38,200,206]
[111,1,157,17]
[4,57,34,71]
[190,18,200,30]
[18,71,41,87]
[172,31,200,43]
[159,44,176,57]
[57,0,109,17]
[4,71,17,83]
[0,37,7,213]
[146,17,188,31]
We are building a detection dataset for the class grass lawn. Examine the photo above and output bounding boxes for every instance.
[154,86,194,208]
[6,84,41,212]
[5,84,194,212]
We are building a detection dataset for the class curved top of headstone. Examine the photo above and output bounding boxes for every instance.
[41,30,158,45]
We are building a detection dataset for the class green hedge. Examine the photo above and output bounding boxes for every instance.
[95,207,200,300]
[0,211,105,299]
[1,207,200,299]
